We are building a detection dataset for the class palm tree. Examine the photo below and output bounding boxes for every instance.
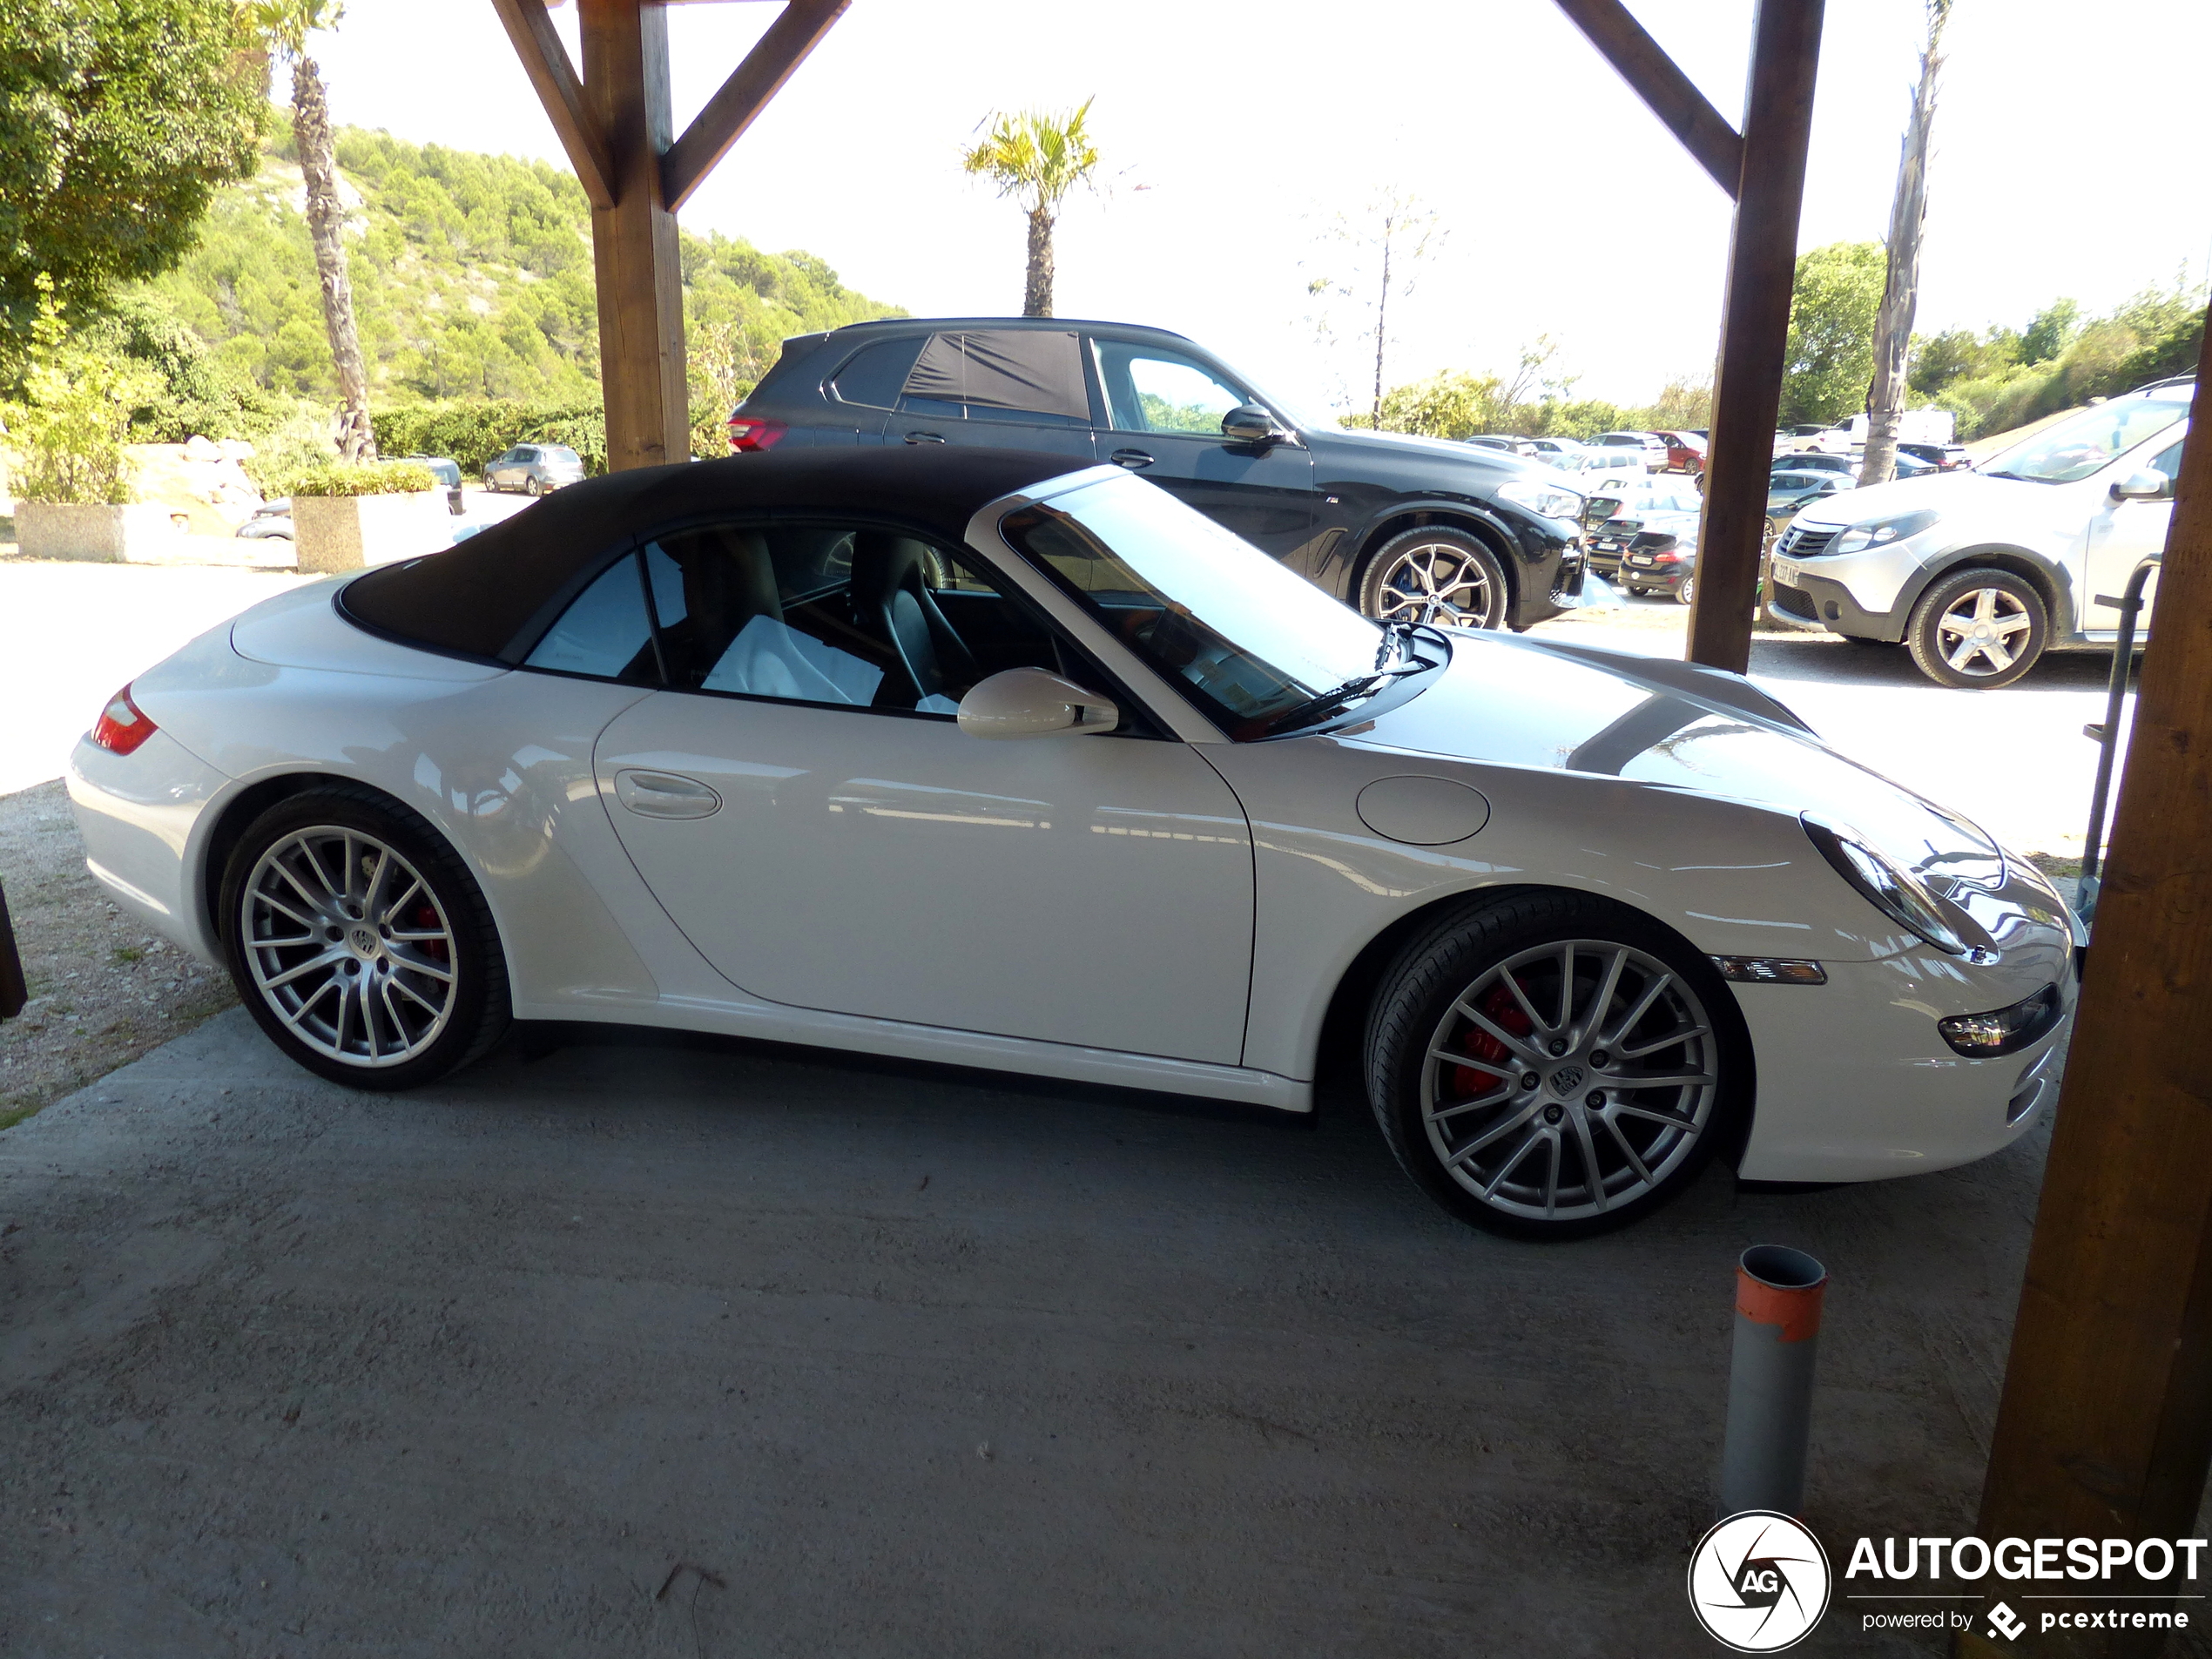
[245,0,375,460]
[961,102,1102,319]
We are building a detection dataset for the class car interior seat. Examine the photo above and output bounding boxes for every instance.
[848,532,980,705]
[650,527,783,686]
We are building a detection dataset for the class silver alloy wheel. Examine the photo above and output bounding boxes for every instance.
[1372,540,1496,628]
[1934,584,2033,678]
[1420,939,1718,1221]
[240,826,457,1068]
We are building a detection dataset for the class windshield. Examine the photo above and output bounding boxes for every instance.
[1981,397,2188,485]
[1000,472,1387,735]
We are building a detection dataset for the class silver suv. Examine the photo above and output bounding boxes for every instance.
[1766,385,2188,687]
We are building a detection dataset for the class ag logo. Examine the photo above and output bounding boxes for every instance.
[1687,1511,1831,1651]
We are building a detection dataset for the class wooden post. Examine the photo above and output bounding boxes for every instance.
[0,879,25,1021]
[1958,323,2212,1658]
[1686,0,1824,674]
[578,0,689,472]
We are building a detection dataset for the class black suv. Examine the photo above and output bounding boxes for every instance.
[726,317,1586,630]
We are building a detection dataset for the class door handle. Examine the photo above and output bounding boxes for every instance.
[904,430,946,445]
[1109,448,1155,469]
[614,769,723,819]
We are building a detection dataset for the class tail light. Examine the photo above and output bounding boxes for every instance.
[91,684,158,756]
[725,417,787,453]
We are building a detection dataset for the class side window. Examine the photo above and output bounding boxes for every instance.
[639,521,1068,718]
[829,336,927,408]
[1094,342,1245,435]
[523,554,660,684]
[899,329,1092,425]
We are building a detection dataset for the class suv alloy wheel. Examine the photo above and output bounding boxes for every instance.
[1358,527,1509,631]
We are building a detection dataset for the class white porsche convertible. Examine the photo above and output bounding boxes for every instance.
[70,449,2077,1238]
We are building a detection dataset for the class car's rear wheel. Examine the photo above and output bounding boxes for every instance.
[1358,527,1509,631]
[1906,567,2047,689]
[1365,891,1743,1239]
[219,787,510,1089]
[525,476,544,498]
[1676,577,1696,607]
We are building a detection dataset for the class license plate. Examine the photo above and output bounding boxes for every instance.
[1627,555,1654,567]
[1772,557,1802,585]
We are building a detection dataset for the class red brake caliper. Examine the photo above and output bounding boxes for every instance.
[1453,983,1530,1099]
[414,902,448,965]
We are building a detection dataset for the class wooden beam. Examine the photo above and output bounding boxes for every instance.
[661,0,849,212]
[0,879,26,1021]
[1552,0,1744,197]
[580,0,690,470]
[1958,324,2212,1659]
[489,0,617,211]
[1685,0,1823,674]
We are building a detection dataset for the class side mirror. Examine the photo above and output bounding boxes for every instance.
[2111,469,2172,503]
[956,667,1120,739]
[1221,404,1286,446]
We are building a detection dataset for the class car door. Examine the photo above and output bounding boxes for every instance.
[813,334,922,445]
[494,448,531,489]
[576,515,1256,1064]
[887,328,1097,462]
[1088,338,1314,558]
[2083,431,2183,634]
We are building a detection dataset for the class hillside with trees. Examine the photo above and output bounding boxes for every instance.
[143,126,901,416]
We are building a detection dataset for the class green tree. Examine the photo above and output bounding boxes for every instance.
[0,0,263,366]
[2020,298,2080,366]
[2,283,164,503]
[1908,326,2020,397]
[961,101,1103,318]
[1780,241,1886,426]
[242,0,375,457]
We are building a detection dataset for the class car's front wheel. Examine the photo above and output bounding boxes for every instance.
[1358,527,1509,631]
[1906,567,2047,689]
[1365,892,1743,1239]
[219,787,511,1089]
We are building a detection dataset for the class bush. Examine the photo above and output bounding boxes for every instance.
[287,461,439,498]
[239,406,340,498]
[1,291,162,504]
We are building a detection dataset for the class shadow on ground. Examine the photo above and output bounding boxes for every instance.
[0,1009,2049,1656]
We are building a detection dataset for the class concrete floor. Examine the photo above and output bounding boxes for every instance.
[1,1008,2051,1656]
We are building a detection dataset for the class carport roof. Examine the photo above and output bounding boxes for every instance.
[340,447,1083,664]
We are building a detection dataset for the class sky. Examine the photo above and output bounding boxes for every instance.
[307,0,2211,411]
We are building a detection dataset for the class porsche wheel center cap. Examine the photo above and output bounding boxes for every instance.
[1549,1064,1586,1096]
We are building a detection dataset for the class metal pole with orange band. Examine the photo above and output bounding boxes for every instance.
[1722,1245,1829,1517]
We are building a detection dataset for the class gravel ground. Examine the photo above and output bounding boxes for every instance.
[0,782,235,1130]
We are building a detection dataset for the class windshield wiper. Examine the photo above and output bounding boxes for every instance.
[1979,468,2060,485]
[1248,632,1437,738]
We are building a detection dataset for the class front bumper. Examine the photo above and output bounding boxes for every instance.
[1736,948,2075,1182]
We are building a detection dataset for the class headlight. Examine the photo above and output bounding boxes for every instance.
[1939,985,2062,1056]
[1801,814,1966,954]
[1496,479,1587,522]
[1832,509,1939,554]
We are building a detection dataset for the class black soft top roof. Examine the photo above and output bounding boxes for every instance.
[339,448,1087,663]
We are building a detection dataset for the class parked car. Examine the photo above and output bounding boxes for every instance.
[725,318,1586,631]
[1767,469,1854,521]
[1592,431,1669,470]
[1467,435,1539,457]
[234,501,293,541]
[1622,537,1697,605]
[1652,430,1707,475]
[1551,446,1653,489]
[1525,436,1589,469]
[1774,424,1831,456]
[1581,478,1704,584]
[1776,450,1937,479]
[401,454,467,513]
[1898,441,1972,472]
[71,448,2075,1239]
[1768,385,2189,687]
[483,443,586,496]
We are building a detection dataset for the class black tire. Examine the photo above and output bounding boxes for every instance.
[1675,577,1695,607]
[1365,890,1748,1239]
[524,475,544,498]
[1905,567,2048,689]
[1357,526,1510,630]
[219,786,511,1089]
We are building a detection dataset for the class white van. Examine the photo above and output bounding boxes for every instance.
[1766,385,2187,687]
